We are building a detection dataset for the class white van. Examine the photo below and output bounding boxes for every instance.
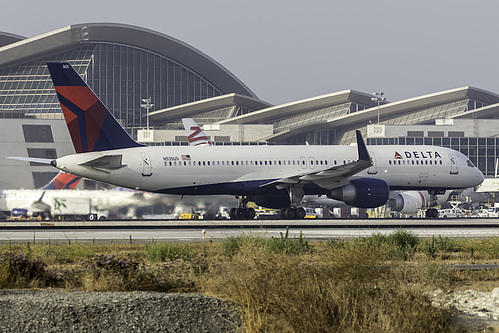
[438,208,464,218]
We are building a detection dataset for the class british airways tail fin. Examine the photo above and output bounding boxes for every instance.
[182,118,213,146]
[47,63,144,153]
[42,171,82,190]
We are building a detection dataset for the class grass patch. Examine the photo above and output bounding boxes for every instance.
[0,231,498,331]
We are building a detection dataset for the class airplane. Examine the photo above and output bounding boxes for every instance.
[43,62,484,219]
[0,171,172,220]
[180,118,453,217]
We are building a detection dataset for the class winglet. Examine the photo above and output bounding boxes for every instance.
[47,63,144,153]
[356,130,370,162]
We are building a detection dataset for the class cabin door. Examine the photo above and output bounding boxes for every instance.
[141,153,152,176]
[367,152,377,174]
[449,154,458,174]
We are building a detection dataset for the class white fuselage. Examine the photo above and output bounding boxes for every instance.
[53,144,484,197]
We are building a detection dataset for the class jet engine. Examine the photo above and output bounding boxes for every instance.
[387,191,428,214]
[326,178,389,208]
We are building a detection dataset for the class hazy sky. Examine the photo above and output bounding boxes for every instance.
[2,0,499,105]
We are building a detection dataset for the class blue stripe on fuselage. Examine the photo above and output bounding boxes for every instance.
[155,179,326,196]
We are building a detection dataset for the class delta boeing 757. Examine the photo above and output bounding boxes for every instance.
[44,63,483,219]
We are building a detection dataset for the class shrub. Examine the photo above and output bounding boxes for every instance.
[80,254,169,291]
[0,252,49,288]
[387,229,419,260]
[145,243,192,262]
[266,227,313,255]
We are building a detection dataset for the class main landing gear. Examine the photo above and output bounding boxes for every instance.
[279,185,307,219]
[425,190,443,218]
[229,196,256,220]
[279,207,306,219]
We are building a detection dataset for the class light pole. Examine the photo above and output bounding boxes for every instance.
[141,97,153,130]
[371,91,386,124]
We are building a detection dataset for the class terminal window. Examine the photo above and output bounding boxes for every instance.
[22,125,54,143]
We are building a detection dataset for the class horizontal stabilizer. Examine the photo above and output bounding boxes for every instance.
[8,156,53,164]
[80,155,124,170]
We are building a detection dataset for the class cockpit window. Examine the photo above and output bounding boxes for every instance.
[467,159,475,167]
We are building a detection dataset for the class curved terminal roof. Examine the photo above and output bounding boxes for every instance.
[217,90,380,125]
[0,23,256,98]
[214,86,499,142]
[0,31,25,47]
[149,93,271,123]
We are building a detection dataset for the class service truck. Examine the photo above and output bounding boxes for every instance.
[51,197,107,220]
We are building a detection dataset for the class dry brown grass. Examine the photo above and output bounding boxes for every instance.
[1,233,499,332]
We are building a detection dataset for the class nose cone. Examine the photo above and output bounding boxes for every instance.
[50,159,57,167]
[476,168,485,186]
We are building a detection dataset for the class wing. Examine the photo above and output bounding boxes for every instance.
[261,130,372,190]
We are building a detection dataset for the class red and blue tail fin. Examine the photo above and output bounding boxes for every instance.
[47,63,144,153]
[43,172,82,190]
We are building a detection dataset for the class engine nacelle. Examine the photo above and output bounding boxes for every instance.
[388,191,428,214]
[326,178,389,208]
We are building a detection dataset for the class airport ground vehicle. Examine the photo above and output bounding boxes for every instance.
[438,208,465,218]
[10,197,107,220]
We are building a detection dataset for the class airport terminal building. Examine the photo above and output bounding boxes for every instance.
[1,23,499,189]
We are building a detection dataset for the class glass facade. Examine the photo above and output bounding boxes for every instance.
[273,103,356,135]
[0,42,224,133]
[338,99,485,145]
[367,136,499,176]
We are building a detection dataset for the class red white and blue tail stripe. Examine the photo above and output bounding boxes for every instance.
[47,63,143,153]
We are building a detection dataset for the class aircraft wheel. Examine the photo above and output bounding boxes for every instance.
[425,208,438,218]
[235,208,245,219]
[285,207,297,219]
[296,207,306,219]
[88,214,97,221]
[229,208,237,219]
[245,208,256,219]
[279,208,287,219]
